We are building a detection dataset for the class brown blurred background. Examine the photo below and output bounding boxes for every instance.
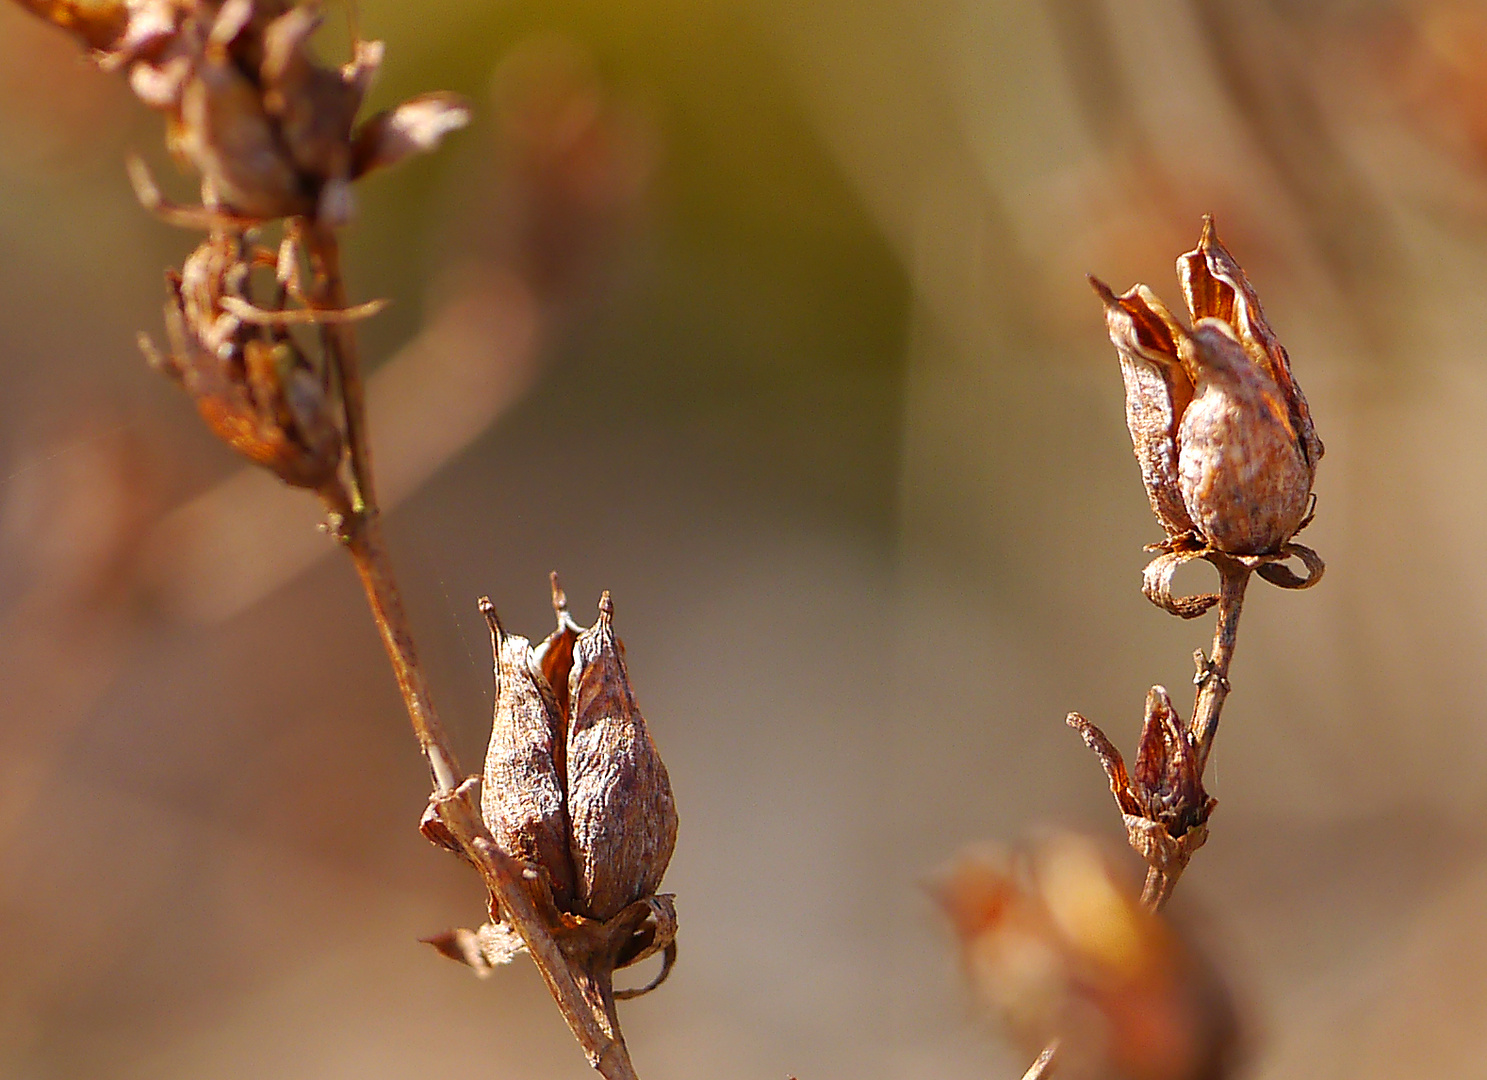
[2,0,1486,1076]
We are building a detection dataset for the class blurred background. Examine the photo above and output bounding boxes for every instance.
[2,0,1486,1076]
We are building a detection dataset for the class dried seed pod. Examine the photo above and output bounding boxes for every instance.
[1092,217,1321,557]
[1068,687,1216,886]
[141,232,343,490]
[566,592,677,921]
[1176,321,1313,555]
[478,597,577,911]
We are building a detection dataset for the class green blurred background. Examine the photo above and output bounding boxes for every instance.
[3,1,1487,1077]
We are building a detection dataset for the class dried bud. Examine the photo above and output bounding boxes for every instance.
[1093,217,1321,557]
[141,231,343,489]
[936,836,1240,1080]
[564,592,678,921]
[1068,688,1216,883]
[478,597,577,912]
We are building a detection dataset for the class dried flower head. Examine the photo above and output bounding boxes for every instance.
[1092,217,1321,558]
[19,0,469,224]
[936,836,1240,1080]
[140,230,346,490]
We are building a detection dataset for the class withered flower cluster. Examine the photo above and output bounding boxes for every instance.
[20,0,470,499]
[1091,216,1323,617]
[26,0,468,223]
[936,837,1238,1080]
[425,576,678,1001]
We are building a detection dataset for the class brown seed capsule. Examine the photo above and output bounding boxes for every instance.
[478,598,577,911]
[1093,217,1321,556]
[142,232,343,490]
[565,592,678,921]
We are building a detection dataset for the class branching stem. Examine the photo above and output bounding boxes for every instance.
[303,225,643,1080]
[1026,557,1252,1078]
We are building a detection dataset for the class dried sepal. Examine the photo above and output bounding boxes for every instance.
[479,597,577,912]
[351,92,473,177]
[566,593,678,921]
[1091,277,1197,543]
[1141,546,1221,619]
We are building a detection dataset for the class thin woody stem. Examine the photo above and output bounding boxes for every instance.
[303,225,642,1080]
[1192,558,1250,770]
[1021,1041,1060,1080]
[305,224,460,796]
[1028,557,1252,1079]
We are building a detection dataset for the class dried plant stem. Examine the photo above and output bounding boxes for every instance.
[1191,558,1249,770]
[1030,559,1252,1077]
[304,227,642,1080]
[1021,1040,1060,1080]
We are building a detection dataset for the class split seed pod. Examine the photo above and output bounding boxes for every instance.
[479,598,577,911]
[475,579,677,922]
[1093,217,1321,557]
[1068,688,1216,884]
[565,592,678,921]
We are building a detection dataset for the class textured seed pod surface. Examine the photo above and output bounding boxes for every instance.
[480,601,576,911]
[1177,323,1312,555]
[566,593,677,921]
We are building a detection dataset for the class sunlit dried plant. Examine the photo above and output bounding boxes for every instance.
[947,219,1325,1080]
[10,3,675,1078]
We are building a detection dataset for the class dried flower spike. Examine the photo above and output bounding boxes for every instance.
[17,0,470,225]
[1092,217,1321,558]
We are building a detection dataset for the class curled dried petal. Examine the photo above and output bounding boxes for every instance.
[1254,542,1325,591]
